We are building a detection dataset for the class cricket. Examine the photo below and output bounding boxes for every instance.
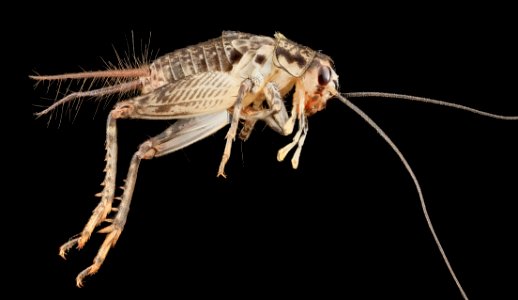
[31,31,518,298]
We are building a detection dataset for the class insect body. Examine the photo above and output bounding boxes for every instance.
[32,31,516,298]
[33,31,339,287]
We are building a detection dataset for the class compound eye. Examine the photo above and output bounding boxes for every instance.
[318,66,331,86]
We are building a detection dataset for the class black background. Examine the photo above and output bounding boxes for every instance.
[9,3,518,299]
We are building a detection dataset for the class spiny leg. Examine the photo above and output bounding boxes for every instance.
[75,146,142,287]
[217,79,253,177]
[59,109,121,258]
[74,110,230,287]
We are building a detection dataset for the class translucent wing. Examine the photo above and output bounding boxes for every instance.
[154,111,231,157]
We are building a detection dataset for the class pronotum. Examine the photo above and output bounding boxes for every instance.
[31,31,517,298]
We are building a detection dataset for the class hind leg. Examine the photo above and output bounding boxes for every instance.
[59,105,126,259]
[69,110,229,287]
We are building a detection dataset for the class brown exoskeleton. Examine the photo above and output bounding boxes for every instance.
[31,31,517,298]
[33,31,339,287]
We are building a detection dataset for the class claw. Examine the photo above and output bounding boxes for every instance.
[76,264,100,288]
[59,240,75,259]
[59,235,82,259]
[74,229,123,288]
[217,153,230,178]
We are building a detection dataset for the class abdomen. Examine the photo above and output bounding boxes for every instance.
[144,31,256,93]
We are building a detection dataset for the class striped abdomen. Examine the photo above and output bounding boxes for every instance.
[145,31,259,93]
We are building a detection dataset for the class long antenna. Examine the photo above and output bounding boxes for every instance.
[345,92,518,120]
[337,94,469,300]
